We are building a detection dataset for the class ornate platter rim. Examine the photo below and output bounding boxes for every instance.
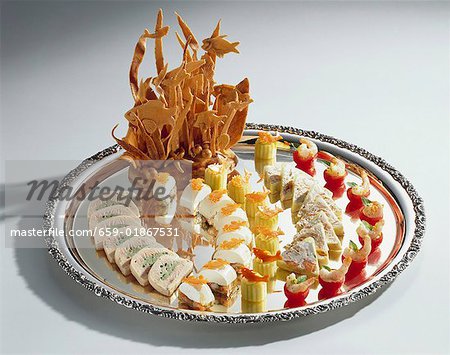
[43,123,426,323]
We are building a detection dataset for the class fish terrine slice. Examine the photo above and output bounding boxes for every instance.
[130,247,177,286]
[114,236,162,276]
[148,254,193,296]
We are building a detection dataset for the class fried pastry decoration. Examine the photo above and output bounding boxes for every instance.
[113,9,252,175]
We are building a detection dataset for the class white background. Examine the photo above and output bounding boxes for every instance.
[1,1,449,354]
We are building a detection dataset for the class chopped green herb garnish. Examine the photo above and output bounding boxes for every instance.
[297,275,308,283]
[321,265,332,271]
[349,240,359,251]
[347,182,357,187]
[318,159,331,166]
[362,220,373,230]
[362,197,372,206]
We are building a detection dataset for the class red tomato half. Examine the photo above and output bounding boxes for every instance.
[284,299,306,308]
[325,182,346,199]
[368,247,382,265]
[341,254,367,279]
[304,166,316,177]
[345,202,363,217]
[360,212,383,227]
[359,233,383,252]
[318,288,342,300]
[318,276,344,294]
[347,188,369,207]
[284,284,309,303]
[347,259,367,279]
[324,170,347,188]
[293,151,316,176]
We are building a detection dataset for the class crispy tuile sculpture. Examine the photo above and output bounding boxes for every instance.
[112,10,253,178]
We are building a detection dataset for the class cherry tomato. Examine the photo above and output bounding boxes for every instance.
[341,254,367,279]
[348,260,367,279]
[344,269,367,287]
[347,188,369,208]
[360,212,383,227]
[325,182,346,199]
[318,276,344,294]
[293,151,316,176]
[359,233,383,252]
[284,283,309,303]
[284,299,306,308]
[345,202,363,216]
[304,166,316,177]
[318,287,342,300]
[323,170,347,188]
[368,247,382,265]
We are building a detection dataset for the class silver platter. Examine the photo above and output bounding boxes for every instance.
[43,123,425,323]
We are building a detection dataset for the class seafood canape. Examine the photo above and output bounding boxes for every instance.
[277,237,320,277]
[293,138,318,176]
[216,221,253,248]
[291,182,331,223]
[205,163,228,191]
[254,205,283,230]
[280,163,303,209]
[198,189,234,239]
[152,172,177,225]
[148,254,193,297]
[252,248,282,278]
[290,173,316,216]
[254,227,283,254]
[245,191,269,218]
[227,170,251,206]
[179,179,212,234]
[115,236,162,276]
[296,211,342,259]
[199,259,239,306]
[178,275,215,311]
[342,236,372,279]
[214,238,252,272]
[323,158,347,187]
[357,220,385,251]
[263,163,284,203]
[284,274,316,306]
[103,227,137,263]
[346,171,370,212]
[296,194,344,238]
[214,203,249,231]
[292,223,329,266]
[323,158,347,198]
[318,257,352,295]
[360,200,384,226]
[240,267,269,303]
[255,131,282,161]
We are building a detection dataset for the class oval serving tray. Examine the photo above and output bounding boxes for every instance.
[43,123,425,323]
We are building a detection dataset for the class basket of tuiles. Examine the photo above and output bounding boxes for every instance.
[112,9,253,181]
